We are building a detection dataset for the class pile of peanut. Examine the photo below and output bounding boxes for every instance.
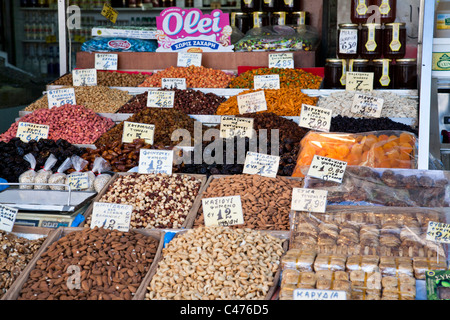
[194,174,303,230]
[17,227,159,300]
[146,226,285,300]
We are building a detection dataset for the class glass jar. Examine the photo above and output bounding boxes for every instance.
[351,0,371,24]
[241,0,260,13]
[359,23,382,59]
[231,12,251,34]
[252,11,269,28]
[373,0,396,24]
[324,59,347,89]
[383,22,406,59]
[348,59,372,73]
[373,59,393,89]
[288,11,307,26]
[394,59,417,89]
[185,0,194,6]
[337,24,360,60]
[271,12,287,26]
[261,0,277,12]
[278,0,301,13]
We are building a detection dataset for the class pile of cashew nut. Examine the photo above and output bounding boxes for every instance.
[145,226,285,300]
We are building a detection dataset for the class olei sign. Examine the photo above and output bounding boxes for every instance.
[156,7,233,52]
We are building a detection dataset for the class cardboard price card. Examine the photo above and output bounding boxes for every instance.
[253,74,280,90]
[101,2,118,24]
[67,172,90,190]
[90,202,132,232]
[73,68,97,86]
[177,52,202,67]
[339,29,358,54]
[47,88,76,109]
[0,204,18,233]
[94,53,118,70]
[268,53,294,69]
[122,121,155,144]
[345,72,374,92]
[299,104,332,132]
[291,188,328,213]
[147,91,175,108]
[351,94,384,118]
[138,149,174,174]
[16,122,49,142]
[243,152,280,178]
[237,91,267,114]
[293,289,347,301]
[219,116,254,139]
[307,155,347,184]
[202,195,244,227]
[161,78,187,89]
[426,221,450,244]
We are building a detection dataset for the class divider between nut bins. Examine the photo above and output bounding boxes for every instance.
[82,172,208,230]
[134,228,289,301]
[2,226,165,301]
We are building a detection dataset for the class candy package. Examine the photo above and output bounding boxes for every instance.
[19,153,37,189]
[81,37,158,52]
[34,154,57,190]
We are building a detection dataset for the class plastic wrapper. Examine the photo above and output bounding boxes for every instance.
[34,154,57,190]
[346,255,380,273]
[381,275,416,300]
[230,26,245,45]
[412,257,448,280]
[292,131,418,178]
[48,157,72,191]
[233,25,319,52]
[18,153,37,189]
[91,156,112,193]
[81,37,158,52]
[289,206,449,262]
[313,254,347,272]
[280,248,316,272]
[303,167,450,207]
[65,155,89,191]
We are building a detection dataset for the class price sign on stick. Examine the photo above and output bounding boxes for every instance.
[269,53,294,69]
[426,221,450,244]
[67,172,90,190]
[299,104,332,132]
[73,68,97,86]
[95,53,118,70]
[243,152,280,178]
[147,91,175,108]
[202,196,244,227]
[122,121,155,144]
[237,91,267,114]
[219,116,254,139]
[161,78,187,89]
[177,52,202,67]
[138,149,174,174]
[346,72,374,92]
[47,88,76,109]
[307,155,347,184]
[291,188,328,213]
[101,2,118,24]
[16,122,49,142]
[351,94,384,118]
[0,204,18,233]
[91,202,132,232]
[254,75,280,90]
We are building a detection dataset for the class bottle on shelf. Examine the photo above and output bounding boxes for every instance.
[38,45,48,78]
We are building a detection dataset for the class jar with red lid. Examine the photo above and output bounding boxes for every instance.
[324,59,348,89]
[359,23,382,59]
[373,59,393,89]
[278,0,301,13]
[383,22,406,59]
[394,59,417,89]
[373,0,396,24]
[351,0,371,24]
[337,23,360,60]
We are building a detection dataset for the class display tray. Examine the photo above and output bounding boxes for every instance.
[2,227,165,300]
[82,172,208,230]
[134,228,289,300]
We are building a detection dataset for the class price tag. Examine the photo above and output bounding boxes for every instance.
[47,88,76,109]
[138,149,174,174]
[0,204,18,233]
[177,52,202,67]
[293,289,347,301]
[307,155,347,184]
[202,195,244,227]
[94,53,118,70]
[67,172,90,190]
[237,91,267,114]
[90,202,132,232]
[122,121,155,145]
[426,221,450,244]
[351,94,384,118]
[73,68,97,86]
[16,122,49,142]
[147,91,175,108]
[346,72,374,92]
[339,29,358,54]
[299,104,332,132]
[219,116,254,139]
[101,2,118,24]
[243,152,280,178]
[269,53,294,69]
[291,188,328,213]
[253,74,280,90]
[161,78,187,89]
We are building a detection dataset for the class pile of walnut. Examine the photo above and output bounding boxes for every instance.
[146,226,285,300]
[0,231,46,298]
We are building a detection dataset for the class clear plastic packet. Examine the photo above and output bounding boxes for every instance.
[65,155,89,191]
[280,248,317,272]
[48,158,72,191]
[34,154,57,190]
[81,37,158,52]
[91,156,112,193]
[412,257,448,280]
[19,153,37,189]
[292,131,418,178]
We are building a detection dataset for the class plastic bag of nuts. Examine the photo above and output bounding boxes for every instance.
[34,154,58,190]
[91,156,112,193]
[18,153,37,189]
[48,157,72,191]
[65,155,89,191]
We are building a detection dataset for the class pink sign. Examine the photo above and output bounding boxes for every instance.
[156,7,233,52]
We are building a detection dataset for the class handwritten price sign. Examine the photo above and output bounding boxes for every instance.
[307,155,347,184]
[101,2,118,24]
[95,53,118,70]
[202,196,244,227]
[269,53,294,69]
